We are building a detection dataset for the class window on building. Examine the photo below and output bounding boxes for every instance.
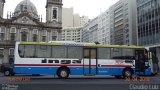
[52,36,57,41]
[42,30,47,36]
[10,33,16,41]
[41,30,47,42]
[33,34,37,42]
[0,48,4,56]
[0,27,5,41]
[9,48,14,55]
[0,33,5,41]
[52,7,58,20]
[33,29,38,34]
[10,28,16,41]
[42,36,46,42]
[52,31,57,41]
[21,33,27,41]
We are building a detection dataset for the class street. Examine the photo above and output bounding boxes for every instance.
[0,74,160,90]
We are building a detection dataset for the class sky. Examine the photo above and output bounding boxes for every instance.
[3,0,119,21]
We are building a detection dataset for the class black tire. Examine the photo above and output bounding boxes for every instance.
[115,75,122,79]
[4,70,11,76]
[57,68,69,79]
[123,69,133,78]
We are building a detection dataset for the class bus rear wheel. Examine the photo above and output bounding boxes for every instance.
[123,69,133,78]
[57,68,69,79]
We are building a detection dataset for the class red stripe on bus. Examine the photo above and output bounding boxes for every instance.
[14,64,84,66]
[14,64,132,67]
[101,65,132,67]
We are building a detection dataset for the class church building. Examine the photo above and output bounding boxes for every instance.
[0,0,63,64]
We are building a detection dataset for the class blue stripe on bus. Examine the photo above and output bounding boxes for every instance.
[13,67,152,76]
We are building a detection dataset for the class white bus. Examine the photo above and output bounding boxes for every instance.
[4,41,153,78]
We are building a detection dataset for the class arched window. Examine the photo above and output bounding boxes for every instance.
[21,32,27,41]
[52,7,58,21]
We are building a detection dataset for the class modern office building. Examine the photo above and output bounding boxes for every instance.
[98,10,111,44]
[82,10,111,44]
[62,7,74,27]
[62,27,82,42]
[73,14,80,27]
[137,0,160,46]
[0,0,62,64]
[82,24,90,42]
[82,17,98,43]
[80,16,90,27]
[110,0,137,45]
[62,7,90,42]
[137,0,160,67]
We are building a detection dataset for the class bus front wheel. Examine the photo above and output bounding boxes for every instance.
[4,70,14,76]
[123,69,133,78]
[57,68,69,79]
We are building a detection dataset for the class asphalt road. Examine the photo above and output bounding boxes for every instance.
[0,75,160,90]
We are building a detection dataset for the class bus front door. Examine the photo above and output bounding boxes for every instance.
[83,48,97,75]
[135,50,146,75]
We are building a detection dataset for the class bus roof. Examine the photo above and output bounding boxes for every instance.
[19,42,145,49]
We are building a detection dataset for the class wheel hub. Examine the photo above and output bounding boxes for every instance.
[60,71,67,77]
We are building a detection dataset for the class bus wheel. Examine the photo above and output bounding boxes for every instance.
[57,68,69,79]
[4,70,11,76]
[123,69,133,78]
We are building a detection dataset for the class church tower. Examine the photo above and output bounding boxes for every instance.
[46,0,63,23]
[0,0,5,18]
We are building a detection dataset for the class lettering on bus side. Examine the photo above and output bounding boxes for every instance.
[42,59,47,63]
[48,60,59,63]
[61,60,71,64]
[72,60,81,64]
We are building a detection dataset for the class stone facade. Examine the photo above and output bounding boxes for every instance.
[0,0,62,64]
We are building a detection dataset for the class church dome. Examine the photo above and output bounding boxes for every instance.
[14,0,38,19]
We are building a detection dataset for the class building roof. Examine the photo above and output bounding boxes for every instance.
[14,0,38,19]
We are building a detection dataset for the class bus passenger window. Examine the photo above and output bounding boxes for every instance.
[84,49,89,58]
[98,48,110,59]
[36,45,51,58]
[52,46,67,58]
[67,46,82,59]
[24,45,35,58]
[18,45,25,57]
[111,48,122,59]
[91,49,96,59]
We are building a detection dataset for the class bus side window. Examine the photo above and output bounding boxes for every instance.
[84,49,89,58]
[18,45,25,57]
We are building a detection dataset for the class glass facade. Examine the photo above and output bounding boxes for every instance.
[137,0,160,45]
